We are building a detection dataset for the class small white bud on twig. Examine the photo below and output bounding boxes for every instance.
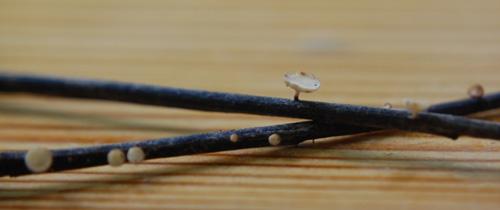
[268,133,282,146]
[25,147,52,173]
[107,149,125,167]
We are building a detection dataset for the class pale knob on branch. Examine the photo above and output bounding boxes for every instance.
[25,147,53,173]
[405,99,423,119]
[467,84,484,99]
[107,149,125,167]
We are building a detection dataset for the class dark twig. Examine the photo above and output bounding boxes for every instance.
[0,121,372,176]
[0,73,499,139]
[426,93,499,115]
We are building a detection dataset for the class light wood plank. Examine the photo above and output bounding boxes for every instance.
[0,0,499,209]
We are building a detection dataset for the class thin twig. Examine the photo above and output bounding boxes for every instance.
[0,121,370,176]
[1,73,499,139]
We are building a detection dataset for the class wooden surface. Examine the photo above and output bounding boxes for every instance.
[1,0,500,209]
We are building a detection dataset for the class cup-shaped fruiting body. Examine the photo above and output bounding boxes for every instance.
[468,84,484,99]
[284,72,320,101]
[25,147,53,173]
[268,133,282,146]
[405,100,422,119]
[107,149,125,167]
[127,147,145,163]
[229,134,239,143]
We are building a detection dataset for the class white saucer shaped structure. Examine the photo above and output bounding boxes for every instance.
[284,72,320,100]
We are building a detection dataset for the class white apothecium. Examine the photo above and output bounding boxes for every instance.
[467,84,484,99]
[268,133,282,146]
[284,72,320,100]
[25,147,53,173]
[127,147,145,163]
[405,99,423,119]
[107,149,125,167]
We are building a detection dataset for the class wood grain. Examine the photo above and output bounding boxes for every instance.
[1,0,500,209]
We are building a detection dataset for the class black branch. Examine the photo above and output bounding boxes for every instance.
[1,73,499,139]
